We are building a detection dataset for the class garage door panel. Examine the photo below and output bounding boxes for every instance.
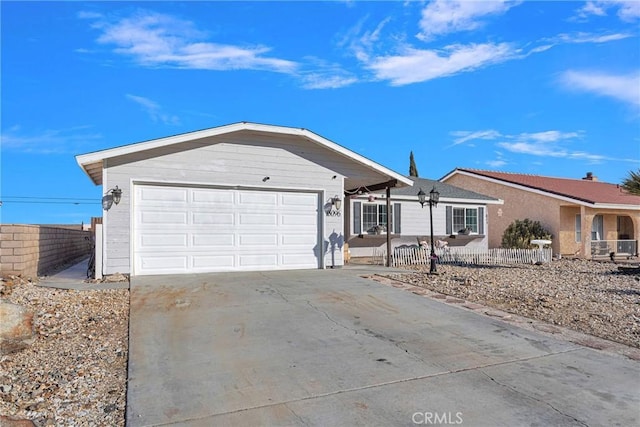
[140,256,188,270]
[192,189,234,205]
[240,192,277,206]
[192,212,235,225]
[139,187,188,203]
[140,234,188,248]
[281,193,318,207]
[239,234,278,246]
[282,234,318,246]
[192,234,235,247]
[281,212,318,226]
[239,213,278,226]
[192,255,235,269]
[239,254,279,267]
[134,185,321,275]
[282,253,318,265]
[140,211,188,225]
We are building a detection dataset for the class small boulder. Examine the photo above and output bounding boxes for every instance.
[0,415,36,426]
[0,302,35,355]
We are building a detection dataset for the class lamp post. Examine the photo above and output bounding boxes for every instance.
[417,186,440,274]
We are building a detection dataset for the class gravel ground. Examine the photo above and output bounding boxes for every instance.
[1,258,638,425]
[383,258,640,349]
[0,277,129,426]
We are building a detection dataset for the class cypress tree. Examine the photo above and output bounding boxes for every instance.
[409,151,419,177]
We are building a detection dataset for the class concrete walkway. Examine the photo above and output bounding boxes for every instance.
[127,269,640,426]
[37,258,129,290]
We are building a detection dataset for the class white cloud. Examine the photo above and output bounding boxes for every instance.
[560,70,640,107]
[555,32,633,44]
[450,128,633,165]
[87,10,298,73]
[574,1,640,22]
[518,131,582,143]
[126,94,180,125]
[486,159,507,168]
[450,129,502,146]
[0,125,102,154]
[300,73,358,90]
[493,130,636,164]
[417,0,519,41]
[368,42,515,85]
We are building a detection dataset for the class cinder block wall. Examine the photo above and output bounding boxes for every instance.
[0,225,91,277]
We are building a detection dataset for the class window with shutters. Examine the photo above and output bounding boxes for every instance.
[354,202,399,234]
[452,207,478,233]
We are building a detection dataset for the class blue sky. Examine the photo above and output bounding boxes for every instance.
[1,0,639,225]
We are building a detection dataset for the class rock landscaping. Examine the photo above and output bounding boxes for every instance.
[383,258,640,349]
[0,276,129,426]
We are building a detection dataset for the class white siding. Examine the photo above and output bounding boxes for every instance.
[348,198,489,256]
[103,132,346,274]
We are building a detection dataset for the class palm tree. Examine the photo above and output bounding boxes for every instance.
[621,169,640,195]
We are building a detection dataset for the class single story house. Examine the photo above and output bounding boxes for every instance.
[345,177,503,258]
[441,168,640,258]
[76,122,412,276]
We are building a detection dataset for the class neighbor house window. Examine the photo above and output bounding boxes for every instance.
[575,214,581,242]
[453,208,478,233]
[591,215,603,240]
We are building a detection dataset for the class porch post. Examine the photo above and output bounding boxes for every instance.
[580,205,594,259]
[386,186,392,267]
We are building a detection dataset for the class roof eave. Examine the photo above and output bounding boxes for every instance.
[75,122,413,188]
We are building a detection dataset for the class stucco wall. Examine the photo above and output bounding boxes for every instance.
[444,174,564,253]
[444,174,640,256]
[0,225,90,277]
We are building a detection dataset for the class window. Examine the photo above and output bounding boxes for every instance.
[575,214,581,242]
[591,215,603,240]
[453,208,478,233]
[361,203,392,234]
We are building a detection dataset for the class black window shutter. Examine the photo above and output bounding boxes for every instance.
[445,206,452,235]
[478,207,485,235]
[353,202,361,235]
[393,203,401,234]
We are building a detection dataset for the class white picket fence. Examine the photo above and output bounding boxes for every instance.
[375,246,553,267]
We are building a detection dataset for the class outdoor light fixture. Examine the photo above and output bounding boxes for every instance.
[417,186,440,274]
[327,195,342,216]
[103,186,123,211]
[110,186,123,205]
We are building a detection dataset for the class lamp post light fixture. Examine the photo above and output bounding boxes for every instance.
[417,186,440,274]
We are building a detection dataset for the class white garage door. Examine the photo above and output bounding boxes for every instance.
[133,185,321,275]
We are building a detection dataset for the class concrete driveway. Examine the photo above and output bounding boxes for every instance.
[127,268,640,426]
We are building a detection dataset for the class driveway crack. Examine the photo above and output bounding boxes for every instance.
[479,370,589,427]
[284,402,309,426]
[305,300,360,334]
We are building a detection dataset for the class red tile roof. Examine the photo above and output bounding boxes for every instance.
[454,169,640,206]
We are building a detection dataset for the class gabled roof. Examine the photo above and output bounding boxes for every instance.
[75,122,413,189]
[442,168,640,209]
[388,176,502,204]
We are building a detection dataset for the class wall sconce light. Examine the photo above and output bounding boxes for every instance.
[109,186,123,205]
[327,195,342,216]
[102,186,122,211]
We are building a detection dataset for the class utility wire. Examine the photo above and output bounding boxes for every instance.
[1,196,98,201]
[0,201,99,205]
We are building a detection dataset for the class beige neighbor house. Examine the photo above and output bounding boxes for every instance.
[441,168,640,259]
[76,122,412,277]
